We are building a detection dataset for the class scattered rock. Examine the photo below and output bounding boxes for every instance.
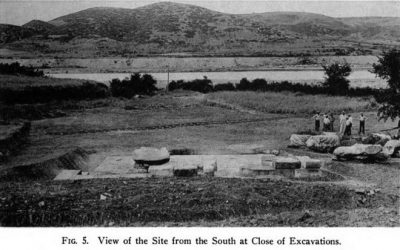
[355,189,366,194]
[38,201,45,207]
[133,147,170,165]
[333,144,389,161]
[340,139,358,147]
[362,133,391,146]
[100,193,112,200]
[289,134,311,147]
[306,134,340,153]
[383,140,400,157]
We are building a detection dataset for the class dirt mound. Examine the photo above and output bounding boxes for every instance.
[0,147,89,181]
[0,122,30,162]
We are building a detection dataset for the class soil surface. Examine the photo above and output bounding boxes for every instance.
[0,176,398,227]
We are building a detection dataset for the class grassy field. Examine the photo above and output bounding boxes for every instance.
[206,91,377,114]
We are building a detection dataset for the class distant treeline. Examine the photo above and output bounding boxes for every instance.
[0,82,109,104]
[0,67,383,105]
[0,62,44,77]
[167,77,381,97]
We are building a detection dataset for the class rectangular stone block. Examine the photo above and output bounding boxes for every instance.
[148,164,174,177]
[304,159,322,169]
[273,157,301,169]
[296,156,322,169]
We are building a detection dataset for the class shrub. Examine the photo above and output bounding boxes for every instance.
[214,83,236,91]
[234,78,378,97]
[167,77,213,93]
[236,78,252,91]
[110,73,158,98]
[0,62,44,77]
[167,80,185,91]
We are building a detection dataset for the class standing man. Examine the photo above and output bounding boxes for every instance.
[346,114,353,136]
[339,111,346,135]
[359,113,367,135]
[313,112,321,132]
[323,115,330,132]
[330,113,335,132]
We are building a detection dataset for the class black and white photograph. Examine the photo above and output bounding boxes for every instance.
[0,0,399,231]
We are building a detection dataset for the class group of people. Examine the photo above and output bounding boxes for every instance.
[312,111,367,136]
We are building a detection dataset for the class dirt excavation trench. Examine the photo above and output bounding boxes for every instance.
[0,147,89,181]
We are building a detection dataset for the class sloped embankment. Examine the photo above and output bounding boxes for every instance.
[0,147,89,181]
[0,122,30,162]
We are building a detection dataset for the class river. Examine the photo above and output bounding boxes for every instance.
[49,70,386,88]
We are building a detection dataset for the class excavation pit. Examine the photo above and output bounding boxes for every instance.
[52,154,339,181]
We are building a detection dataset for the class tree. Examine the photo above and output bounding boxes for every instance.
[109,73,158,98]
[322,62,352,95]
[371,49,400,121]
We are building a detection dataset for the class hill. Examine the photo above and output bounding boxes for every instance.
[1,2,400,57]
[22,20,55,34]
[46,3,355,41]
[340,17,400,41]
[0,24,35,44]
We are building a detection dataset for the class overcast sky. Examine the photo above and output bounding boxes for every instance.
[1,0,400,25]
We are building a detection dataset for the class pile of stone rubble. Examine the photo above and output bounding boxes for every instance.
[289,132,400,161]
